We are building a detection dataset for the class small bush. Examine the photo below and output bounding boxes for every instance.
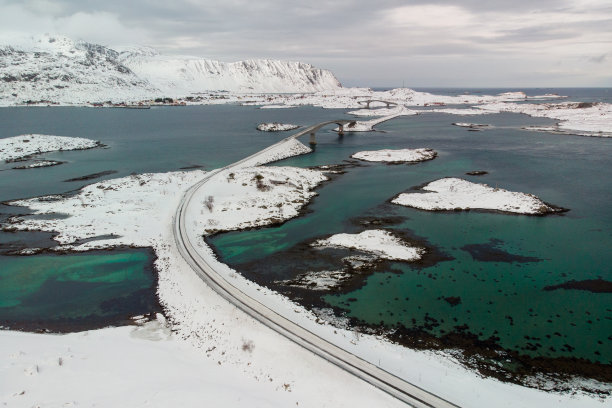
[204,195,214,212]
[241,339,255,353]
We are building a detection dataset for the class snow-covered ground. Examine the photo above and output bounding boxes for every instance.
[188,166,328,235]
[351,148,437,163]
[392,178,562,215]
[479,102,612,136]
[1,136,607,407]
[256,123,300,132]
[246,87,534,110]
[0,134,100,162]
[313,229,424,261]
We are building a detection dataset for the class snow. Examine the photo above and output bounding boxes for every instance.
[479,102,612,136]
[247,87,533,110]
[2,135,607,407]
[351,148,437,163]
[0,34,341,106]
[312,230,424,261]
[0,134,100,162]
[234,138,312,168]
[257,123,300,132]
[12,160,63,169]
[392,178,561,215]
[187,166,328,235]
[118,51,342,94]
[282,269,354,291]
[452,122,493,130]
[0,319,399,408]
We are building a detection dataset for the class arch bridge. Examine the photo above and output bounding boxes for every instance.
[357,99,398,109]
[291,120,357,145]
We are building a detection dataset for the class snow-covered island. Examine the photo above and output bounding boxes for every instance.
[1,123,606,408]
[312,229,424,261]
[190,166,328,235]
[391,178,563,215]
[256,122,300,132]
[351,148,437,164]
[0,134,101,162]
[452,122,493,130]
[479,102,612,137]
[12,160,64,169]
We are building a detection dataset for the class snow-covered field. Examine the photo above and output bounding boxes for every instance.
[1,131,607,407]
[313,229,424,261]
[351,148,437,163]
[392,178,562,215]
[256,122,300,132]
[0,134,100,162]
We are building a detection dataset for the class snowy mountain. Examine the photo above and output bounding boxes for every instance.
[0,34,342,105]
[0,35,157,105]
[117,47,341,94]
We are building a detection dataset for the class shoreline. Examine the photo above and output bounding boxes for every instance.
[2,114,608,404]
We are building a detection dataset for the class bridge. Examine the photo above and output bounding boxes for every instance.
[173,120,460,408]
[358,99,398,109]
[290,120,357,145]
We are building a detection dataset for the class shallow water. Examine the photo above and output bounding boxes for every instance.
[209,108,612,368]
[0,104,350,330]
[0,249,158,331]
[1,92,611,374]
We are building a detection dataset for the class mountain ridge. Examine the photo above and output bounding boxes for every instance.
[0,34,342,105]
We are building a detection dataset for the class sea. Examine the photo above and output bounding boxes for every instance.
[1,88,610,381]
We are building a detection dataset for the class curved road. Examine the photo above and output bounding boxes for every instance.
[173,122,460,408]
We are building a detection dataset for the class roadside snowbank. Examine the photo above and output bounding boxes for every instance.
[392,178,562,215]
[257,123,300,132]
[0,134,100,162]
[235,138,311,167]
[351,148,437,163]
[337,107,417,132]
[313,230,424,261]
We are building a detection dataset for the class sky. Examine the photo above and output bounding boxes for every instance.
[1,0,611,87]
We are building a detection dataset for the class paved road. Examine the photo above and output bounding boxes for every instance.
[173,122,460,408]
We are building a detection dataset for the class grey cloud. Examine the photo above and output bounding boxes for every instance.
[1,0,610,86]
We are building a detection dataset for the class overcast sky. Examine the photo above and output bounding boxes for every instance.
[1,0,611,87]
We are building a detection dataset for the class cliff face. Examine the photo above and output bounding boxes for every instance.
[117,48,342,94]
[0,34,342,105]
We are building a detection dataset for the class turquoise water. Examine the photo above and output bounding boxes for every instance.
[0,249,158,331]
[1,93,611,379]
[209,108,612,372]
[0,104,351,330]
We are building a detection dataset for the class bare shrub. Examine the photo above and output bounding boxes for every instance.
[241,339,255,353]
[204,195,214,212]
